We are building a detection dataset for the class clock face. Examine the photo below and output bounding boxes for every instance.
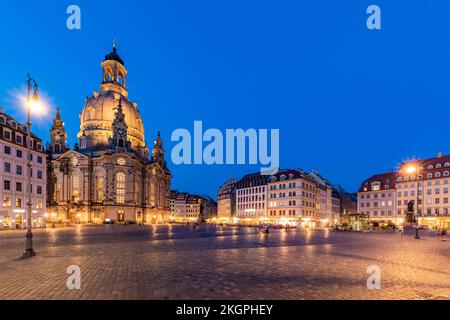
[118,129,124,136]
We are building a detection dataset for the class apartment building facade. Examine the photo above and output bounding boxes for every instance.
[0,108,47,229]
[235,173,269,223]
[217,178,237,221]
[267,169,319,227]
[170,191,217,222]
[358,153,450,229]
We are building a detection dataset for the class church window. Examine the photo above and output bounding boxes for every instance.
[116,172,126,204]
[96,175,104,202]
[71,157,78,166]
[72,174,80,201]
[81,139,87,149]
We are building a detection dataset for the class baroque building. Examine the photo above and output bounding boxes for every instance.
[46,44,171,224]
[358,152,450,229]
[0,108,47,229]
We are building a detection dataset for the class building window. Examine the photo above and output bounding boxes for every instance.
[4,180,11,190]
[72,174,80,201]
[37,170,43,179]
[16,198,22,208]
[16,150,22,158]
[117,158,126,166]
[16,182,22,192]
[3,130,11,140]
[4,146,11,154]
[116,172,126,203]
[36,199,43,209]
[96,175,104,201]
[3,196,11,207]
[37,186,42,195]
[37,156,43,164]
[3,162,11,173]
[16,165,23,175]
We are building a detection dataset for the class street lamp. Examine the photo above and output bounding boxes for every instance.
[405,164,421,240]
[23,74,39,258]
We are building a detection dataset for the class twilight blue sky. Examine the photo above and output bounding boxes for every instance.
[1,0,450,198]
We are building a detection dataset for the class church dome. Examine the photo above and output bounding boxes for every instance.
[77,42,147,152]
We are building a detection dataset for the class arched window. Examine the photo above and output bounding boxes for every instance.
[54,144,61,153]
[106,69,113,82]
[96,175,104,202]
[118,71,124,85]
[118,138,124,148]
[72,174,80,201]
[116,173,126,203]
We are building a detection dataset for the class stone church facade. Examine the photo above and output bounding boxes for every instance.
[46,44,171,224]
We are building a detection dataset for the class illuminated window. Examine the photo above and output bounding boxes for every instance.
[117,158,126,165]
[3,196,11,207]
[96,175,104,201]
[116,172,126,203]
[72,174,80,201]
[71,157,78,166]
[371,182,381,191]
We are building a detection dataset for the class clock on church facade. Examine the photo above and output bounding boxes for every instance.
[46,43,171,224]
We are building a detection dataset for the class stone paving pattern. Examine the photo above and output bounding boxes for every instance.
[0,225,448,300]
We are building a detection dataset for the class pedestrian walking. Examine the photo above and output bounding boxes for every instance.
[398,225,404,236]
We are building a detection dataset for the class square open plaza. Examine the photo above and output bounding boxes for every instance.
[0,225,448,300]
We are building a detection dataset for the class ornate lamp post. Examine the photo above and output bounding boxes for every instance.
[23,74,39,258]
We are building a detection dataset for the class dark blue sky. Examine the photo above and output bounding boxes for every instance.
[1,1,449,198]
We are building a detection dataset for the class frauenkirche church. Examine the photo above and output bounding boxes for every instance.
[46,43,171,224]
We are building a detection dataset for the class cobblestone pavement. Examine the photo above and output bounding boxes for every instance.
[0,225,449,300]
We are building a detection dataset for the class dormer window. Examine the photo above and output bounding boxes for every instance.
[371,182,381,191]
[436,164,442,168]
[0,116,5,124]
[428,165,433,169]
[435,172,441,178]
[11,121,17,129]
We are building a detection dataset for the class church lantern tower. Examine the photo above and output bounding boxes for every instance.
[101,39,128,97]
